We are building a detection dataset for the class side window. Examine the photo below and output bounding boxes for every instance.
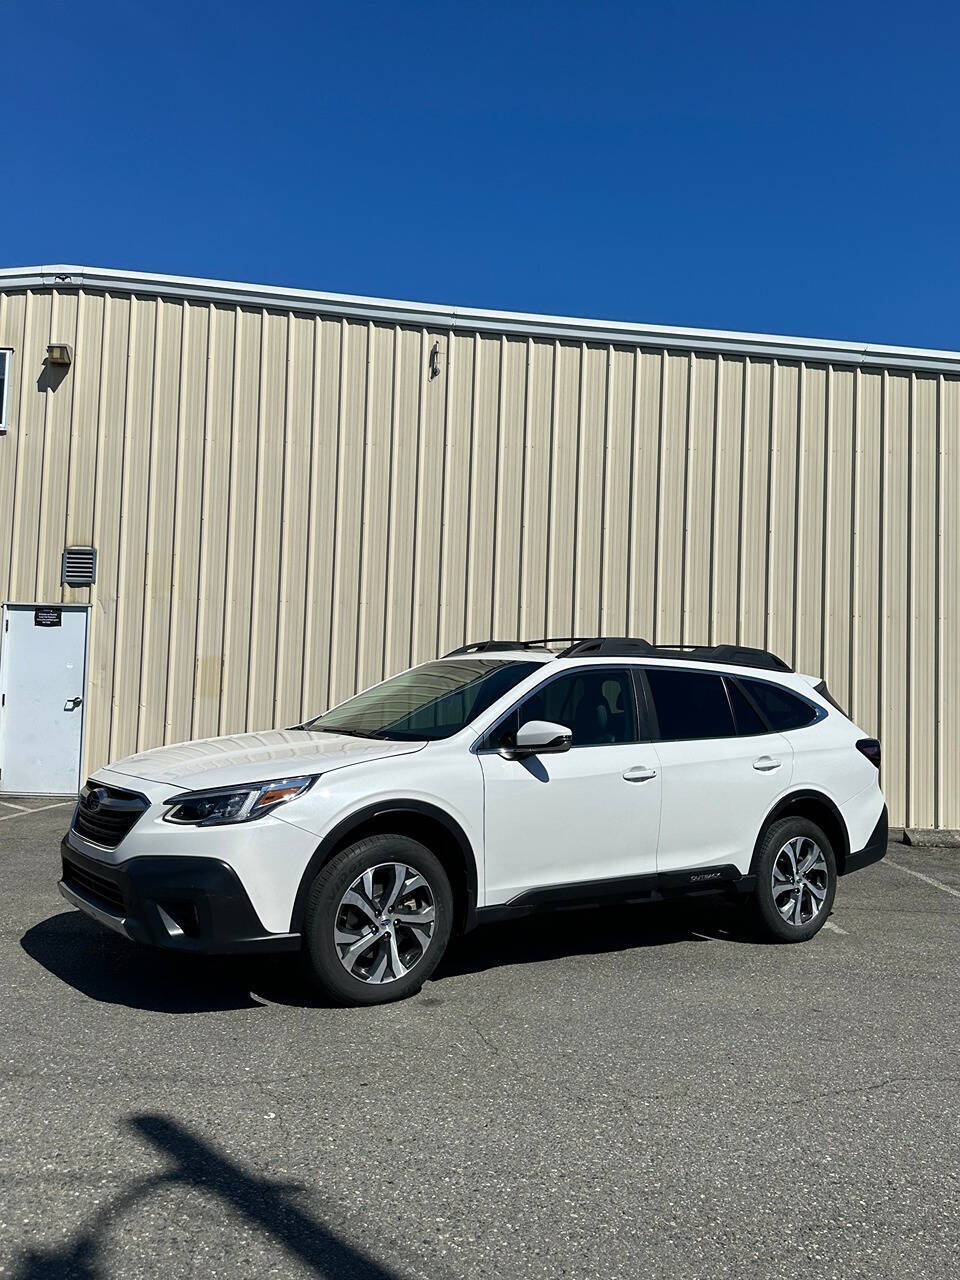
[645,668,735,741]
[740,679,819,731]
[503,668,639,748]
[726,678,768,736]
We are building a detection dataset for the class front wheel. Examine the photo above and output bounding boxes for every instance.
[751,817,837,942]
[303,834,453,1005]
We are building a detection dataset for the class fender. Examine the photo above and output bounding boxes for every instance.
[750,788,851,874]
[289,799,479,933]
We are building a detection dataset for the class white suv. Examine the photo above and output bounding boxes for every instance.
[60,638,888,1005]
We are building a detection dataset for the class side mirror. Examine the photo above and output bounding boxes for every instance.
[508,719,573,759]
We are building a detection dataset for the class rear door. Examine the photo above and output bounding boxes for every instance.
[478,665,662,904]
[642,666,793,874]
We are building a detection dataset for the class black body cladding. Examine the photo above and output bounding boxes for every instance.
[60,841,299,953]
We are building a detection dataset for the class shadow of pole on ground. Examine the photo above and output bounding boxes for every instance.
[13,1114,409,1280]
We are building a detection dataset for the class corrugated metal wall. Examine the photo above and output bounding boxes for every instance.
[0,284,957,827]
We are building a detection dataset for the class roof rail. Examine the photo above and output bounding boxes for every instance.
[444,638,577,657]
[560,637,792,672]
[559,637,655,658]
[446,637,791,672]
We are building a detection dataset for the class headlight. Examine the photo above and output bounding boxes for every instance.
[162,775,317,826]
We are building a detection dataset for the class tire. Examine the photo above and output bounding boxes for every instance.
[302,834,454,1005]
[751,817,837,942]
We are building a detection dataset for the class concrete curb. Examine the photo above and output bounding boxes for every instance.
[903,828,960,848]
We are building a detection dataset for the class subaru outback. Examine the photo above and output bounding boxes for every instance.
[59,638,888,1005]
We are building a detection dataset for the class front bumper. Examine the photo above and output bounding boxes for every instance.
[59,840,301,953]
[841,804,889,875]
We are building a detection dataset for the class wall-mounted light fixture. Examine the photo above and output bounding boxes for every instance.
[429,341,441,380]
[46,343,72,366]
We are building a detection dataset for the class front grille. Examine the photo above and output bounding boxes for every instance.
[72,781,149,848]
[62,853,125,912]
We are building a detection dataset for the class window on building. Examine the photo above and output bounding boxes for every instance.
[645,668,736,741]
[739,679,819,731]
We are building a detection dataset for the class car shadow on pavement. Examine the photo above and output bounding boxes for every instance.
[22,897,760,1013]
[434,896,752,981]
[11,1113,409,1280]
[20,911,286,1014]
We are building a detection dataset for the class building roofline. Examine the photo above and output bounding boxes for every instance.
[2,263,958,373]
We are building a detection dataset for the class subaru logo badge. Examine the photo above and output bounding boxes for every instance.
[85,787,106,813]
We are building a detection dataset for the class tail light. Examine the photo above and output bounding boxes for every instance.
[856,738,881,769]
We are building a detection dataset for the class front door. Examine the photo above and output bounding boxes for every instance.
[478,666,662,904]
[0,604,89,794]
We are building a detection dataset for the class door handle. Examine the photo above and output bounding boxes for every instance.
[753,756,782,772]
[623,765,657,783]
[64,697,83,712]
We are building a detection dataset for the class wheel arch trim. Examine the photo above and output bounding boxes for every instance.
[750,789,851,875]
[289,799,479,934]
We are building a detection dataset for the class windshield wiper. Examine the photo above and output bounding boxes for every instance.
[287,723,374,738]
[318,726,384,739]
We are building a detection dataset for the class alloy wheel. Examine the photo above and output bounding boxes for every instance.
[334,862,437,984]
[771,836,829,926]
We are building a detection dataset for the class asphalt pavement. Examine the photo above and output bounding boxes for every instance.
[1,798,958,1279]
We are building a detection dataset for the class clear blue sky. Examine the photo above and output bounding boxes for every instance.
[4,1,959,348]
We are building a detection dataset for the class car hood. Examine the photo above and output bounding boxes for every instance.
[105,729,426,789]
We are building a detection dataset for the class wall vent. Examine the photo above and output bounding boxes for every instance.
[61,545,97,587]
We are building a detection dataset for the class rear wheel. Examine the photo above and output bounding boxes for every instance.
[303,834,453,1005]
[751,817,836,942]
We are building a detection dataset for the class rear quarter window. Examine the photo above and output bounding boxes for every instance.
[725,678,768,736]
[740,679,819,731]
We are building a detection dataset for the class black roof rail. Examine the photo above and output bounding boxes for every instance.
[444,638,579,657]
[446,637,791,672]
[559,637,655,658]
[659,643,792,671]
[560,637,792,672]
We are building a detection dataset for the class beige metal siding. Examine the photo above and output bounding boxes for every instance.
[0,283,958,829]
[940,377,960,823]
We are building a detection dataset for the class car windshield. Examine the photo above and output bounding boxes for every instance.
[302,659,542,741]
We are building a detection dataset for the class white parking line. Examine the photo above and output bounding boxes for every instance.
[0,800,30,811]
[823,920,847,935]
[883,858,960,902]
[0,801,73,823]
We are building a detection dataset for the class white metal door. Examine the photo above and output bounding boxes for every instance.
[0,604,89,794]
[653,732,794,874]
[480,744,662,903]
